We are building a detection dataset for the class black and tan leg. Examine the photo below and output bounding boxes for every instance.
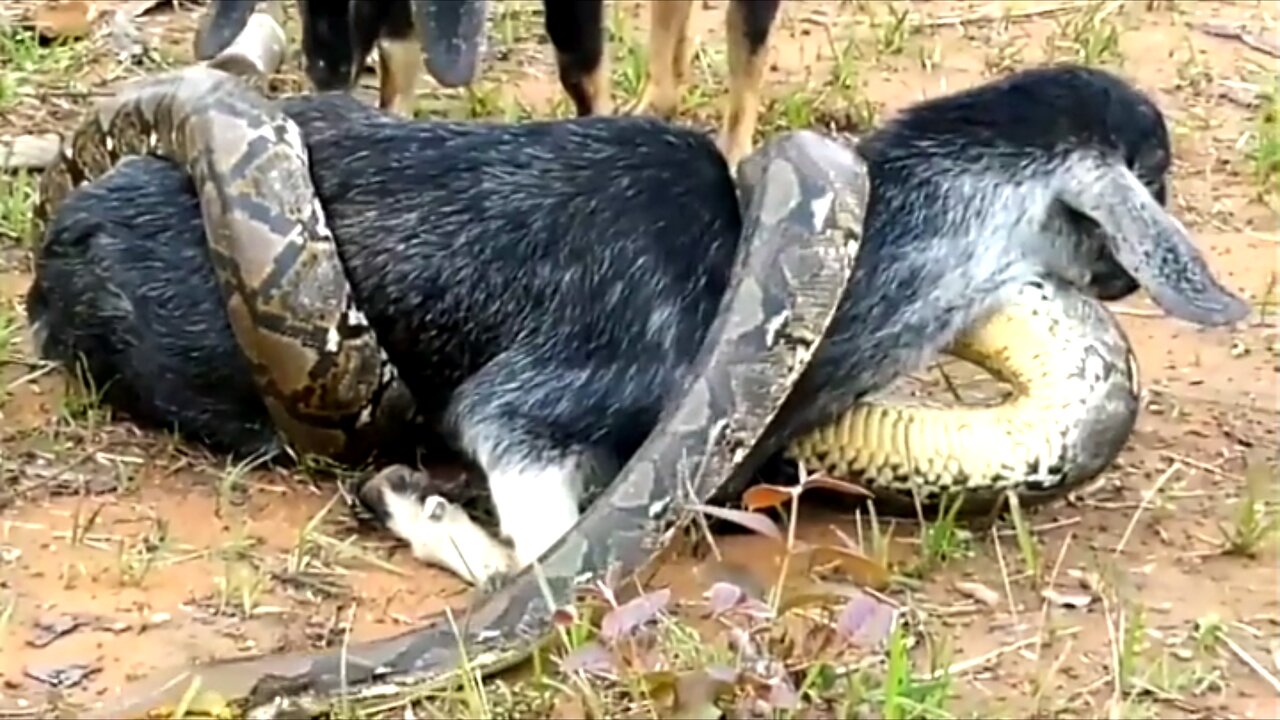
[543,0,612,116]
[373,0,422,117]
[719,0,780,168]
[632,0,695,118]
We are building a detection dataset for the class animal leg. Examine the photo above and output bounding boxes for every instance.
[543,0,612,116]
[371,1,420,117]
[719,0,780,168]
[632,0,694,118]
[443,353,620,572]
[359,466,517,586]
[377,37,422,117]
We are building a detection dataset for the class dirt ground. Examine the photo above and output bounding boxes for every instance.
[1,1,1277,718]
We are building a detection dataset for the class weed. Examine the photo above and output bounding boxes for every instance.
[0,27,88,109]
[0,171,37,248]
[1246,81,1280,206]
[1046,2,1125,67]
[871,2,915,58]
[1217,458,1279,557]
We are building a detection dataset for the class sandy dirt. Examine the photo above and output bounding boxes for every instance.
[0,1,1277,718]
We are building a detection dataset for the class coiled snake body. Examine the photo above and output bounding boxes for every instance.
[37,18,1139,718]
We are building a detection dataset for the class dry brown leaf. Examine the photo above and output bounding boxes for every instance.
[688,504,784,541]
[794,544,891,589]
[741,484,795,512]
[1041,587,1093,609]
[30,1,97,40]
[953,580,1002,608]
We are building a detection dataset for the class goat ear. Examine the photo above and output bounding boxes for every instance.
[410,0,488,88]
[1057,157,1249,327]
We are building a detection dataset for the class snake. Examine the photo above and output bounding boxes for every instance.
[32,11,420,466]
[33,13,1141,719]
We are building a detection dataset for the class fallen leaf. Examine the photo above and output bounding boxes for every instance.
[741,484,795,512]
[600,588,671,642]
[688,504,784,541]
[704,581,746,616]
[30,0,96,39]
[28,614,87,648]
[836,592,896,647]
[560,640,618,678]
[1066,568,1103,594]
[953,580,1002,608]
[794,544,891,589]
[1041,588,1093,609]
[24,662,100,689]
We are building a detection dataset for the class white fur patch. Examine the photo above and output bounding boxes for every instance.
[379,488,516,586]
[486,460,584,568]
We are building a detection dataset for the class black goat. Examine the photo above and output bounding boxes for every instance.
[26,65,1247,586]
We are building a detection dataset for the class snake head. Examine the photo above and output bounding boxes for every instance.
[409,0,489,88]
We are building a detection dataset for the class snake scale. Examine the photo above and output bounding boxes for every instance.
[36,13,1141,719]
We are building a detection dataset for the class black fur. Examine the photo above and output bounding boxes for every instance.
[29,65,1227,531]
[296,0,415,93]
[542,0,608,117]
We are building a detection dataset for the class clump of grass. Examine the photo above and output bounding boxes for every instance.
[1217,458,1278,557]
[870,2,916,58]
[0,27,89,109]
[1045,1,1125,67]
[1246,82,1280,207]
[0,171,37,248]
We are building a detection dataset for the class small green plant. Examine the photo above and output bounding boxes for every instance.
[0,171,37,247]
[1046,2,1124,67]
[0,27,88,109]
[1218,459,1279,557]
[1246,82,1280,207]
[872,3,915,58]
[911,492,972,574]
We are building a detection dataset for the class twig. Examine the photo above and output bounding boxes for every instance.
[1157,450,1243,482]
[916,2,1085,29]
[1113,462,1182,555]
[991,525,1019,626]
[925,626,1082,680]
[1222,632,1280,695]
[1194,22,1280,59]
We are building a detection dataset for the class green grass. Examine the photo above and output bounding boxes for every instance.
[1247,81,1280,206]
[0,171,37,248]
[0,26,88,110]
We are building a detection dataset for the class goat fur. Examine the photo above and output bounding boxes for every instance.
[26,65,1247,583]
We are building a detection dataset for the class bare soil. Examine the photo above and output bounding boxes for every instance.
[1,1,1277,718]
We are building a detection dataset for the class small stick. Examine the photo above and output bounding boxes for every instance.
[1113,462,1181,556]
[1222,633,1280,695]
[925,626,1082,680]
[991,525,1019,625]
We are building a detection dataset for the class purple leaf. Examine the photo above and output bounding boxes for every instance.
[559,640,618,678]
[836,592,896,647]
[600,588,671,643]
[704,581,746,616]
[687,504,784,541]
